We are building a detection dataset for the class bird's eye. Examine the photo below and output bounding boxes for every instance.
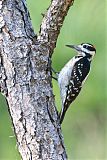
[81,43,96,52]
[83,45,87,49]
[84,45,96,51]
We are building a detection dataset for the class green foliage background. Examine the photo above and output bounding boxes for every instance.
[0,0,106,159]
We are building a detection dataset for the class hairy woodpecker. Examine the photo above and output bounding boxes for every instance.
[53,43,96,124]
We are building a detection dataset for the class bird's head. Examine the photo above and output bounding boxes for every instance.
[66,43,96,60]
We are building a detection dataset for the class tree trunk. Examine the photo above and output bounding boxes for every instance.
[0,0,74,159]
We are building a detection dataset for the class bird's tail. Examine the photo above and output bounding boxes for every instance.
[59,104,68,124]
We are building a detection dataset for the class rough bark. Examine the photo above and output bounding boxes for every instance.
[0,0,74,159]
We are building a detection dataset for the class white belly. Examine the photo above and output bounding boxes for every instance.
[58,57,82,104]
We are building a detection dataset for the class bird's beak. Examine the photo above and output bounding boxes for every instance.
[66,45,82,52]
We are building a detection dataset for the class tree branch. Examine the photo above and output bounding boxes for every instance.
[0,0,74,159]
[38,0,74,55]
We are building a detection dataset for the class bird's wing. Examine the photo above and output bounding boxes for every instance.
[60,58,90,123]
[58,57,80,105]
[64,57,90,108]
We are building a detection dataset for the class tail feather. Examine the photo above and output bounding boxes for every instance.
[59,105,68,124]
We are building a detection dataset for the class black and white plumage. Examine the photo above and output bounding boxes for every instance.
[57,43,96,124]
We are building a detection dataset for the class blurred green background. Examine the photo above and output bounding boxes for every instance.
[0,0,106,159]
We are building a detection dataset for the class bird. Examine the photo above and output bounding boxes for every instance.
[52,43,96,124]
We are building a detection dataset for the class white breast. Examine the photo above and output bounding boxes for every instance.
[58,56,82,105]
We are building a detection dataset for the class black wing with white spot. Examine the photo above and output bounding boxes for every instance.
[60,57,90,123]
